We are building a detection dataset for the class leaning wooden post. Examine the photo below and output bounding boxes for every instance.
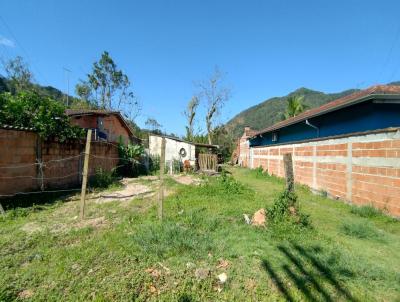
[80,129,92,220]
[158,137,166,221]
[283,153,294,192]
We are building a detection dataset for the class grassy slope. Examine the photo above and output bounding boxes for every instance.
[0,170,399,301]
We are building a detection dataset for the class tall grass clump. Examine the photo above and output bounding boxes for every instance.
[350,204,383,218]
[341,221,385,241]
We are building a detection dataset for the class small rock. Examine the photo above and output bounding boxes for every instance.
[18,289,33,299]
[243,214,251,224]
[195,268,210,280]
[252,208,266,226]
[289,206,297,216]
[186,262,196,269]
[216,259,229,269]
[218,272,228,284]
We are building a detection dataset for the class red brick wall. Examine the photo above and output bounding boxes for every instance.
[240,129,400,216]
[0,129,119,197]
[69,114,131,143]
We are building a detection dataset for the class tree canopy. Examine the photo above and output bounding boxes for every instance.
[0,91,84,141]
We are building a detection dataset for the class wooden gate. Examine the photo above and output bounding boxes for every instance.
[198,153,218,172]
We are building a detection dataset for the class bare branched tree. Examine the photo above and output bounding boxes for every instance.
[196,67,231,144]
[183,96,199,141]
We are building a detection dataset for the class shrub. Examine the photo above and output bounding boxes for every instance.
[267,190,311,228]
[253,166,270,179]
[90,168,115,188]
[217,170,247,194]
[117,141,146,177]
[0,91,84,141]
[148,154,160,174]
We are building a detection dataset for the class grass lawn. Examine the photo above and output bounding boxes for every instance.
[0,168,399,301]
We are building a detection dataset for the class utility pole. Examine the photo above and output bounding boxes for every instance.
[63,67,71,107]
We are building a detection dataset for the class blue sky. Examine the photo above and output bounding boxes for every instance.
[0,0,400,135]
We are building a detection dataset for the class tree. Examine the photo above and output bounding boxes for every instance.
[0,91,84,141]
[183,96,199,141]
[145,117,162,133]
[197,67,231,144]
[282,95,306,120]
[76,51,140,120]
[3,56,33,93]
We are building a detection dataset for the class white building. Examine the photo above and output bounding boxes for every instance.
[149,134,196,166]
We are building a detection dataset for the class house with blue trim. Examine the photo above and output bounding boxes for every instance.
[249,85,400,147]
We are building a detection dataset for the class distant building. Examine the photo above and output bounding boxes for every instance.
[65,109,140,144]
[148,134,219,168]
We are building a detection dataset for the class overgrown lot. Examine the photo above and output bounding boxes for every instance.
[0,168,399,301]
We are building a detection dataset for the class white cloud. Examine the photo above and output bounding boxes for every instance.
[0,36,15,47]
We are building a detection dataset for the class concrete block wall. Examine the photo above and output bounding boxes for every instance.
[0,129,119,197]
[240,128,400,216]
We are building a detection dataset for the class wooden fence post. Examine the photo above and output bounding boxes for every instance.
[283,153,294,192]
[80,129,92,220]
[158,137,166,221]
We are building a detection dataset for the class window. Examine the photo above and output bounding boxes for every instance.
[272,132,278,142]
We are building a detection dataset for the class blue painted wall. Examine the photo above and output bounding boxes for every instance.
[249,101,400,147]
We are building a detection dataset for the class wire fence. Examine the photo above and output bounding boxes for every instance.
[0,140,124,200]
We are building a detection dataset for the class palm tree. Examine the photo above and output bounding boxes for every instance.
[281,95,306,120]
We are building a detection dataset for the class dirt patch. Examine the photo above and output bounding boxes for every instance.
[21,222,43,234]
[95,182,153,203]
[172,174,202,186]
[74,216,106,229]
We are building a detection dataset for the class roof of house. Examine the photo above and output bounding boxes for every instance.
[65,109,140,140]
[252,85,400,137]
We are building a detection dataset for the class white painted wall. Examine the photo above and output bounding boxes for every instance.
[149,135,196,165]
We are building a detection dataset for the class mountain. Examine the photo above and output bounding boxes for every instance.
[226,82,400,138]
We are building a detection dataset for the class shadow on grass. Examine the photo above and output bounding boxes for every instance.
[262,243,358,302]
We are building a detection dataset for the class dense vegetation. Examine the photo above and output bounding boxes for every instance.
[0,92,84,141]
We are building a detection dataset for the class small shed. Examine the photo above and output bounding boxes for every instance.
[148,134,219,171]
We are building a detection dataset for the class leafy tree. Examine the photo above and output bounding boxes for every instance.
[183,96,199,141]
[281,95,306,120]
[76,51,141,119]
[3,56,33,93]
[0,91,84,141]
[196,67,231,144]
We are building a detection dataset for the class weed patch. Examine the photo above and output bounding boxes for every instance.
[350,204,383,218]
[341,221,385,241]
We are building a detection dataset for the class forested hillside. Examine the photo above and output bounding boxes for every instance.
[226,82,400,138]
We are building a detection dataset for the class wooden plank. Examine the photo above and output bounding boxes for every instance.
[80,129,92,220]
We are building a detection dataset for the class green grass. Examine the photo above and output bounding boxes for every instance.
[0,169,399,301]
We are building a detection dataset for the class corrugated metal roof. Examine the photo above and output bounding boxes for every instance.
[0,124,35,131]
[253,85,400,137]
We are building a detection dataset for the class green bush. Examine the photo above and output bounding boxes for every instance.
[117,141,146,177]
[0,91,84,141]
[149,154,160,174]
[217,170,247,194]
[267,190,311,228]
[90,168,115,188]
[253,166,270,179]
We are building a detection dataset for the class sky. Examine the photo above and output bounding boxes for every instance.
[0,0,400,136]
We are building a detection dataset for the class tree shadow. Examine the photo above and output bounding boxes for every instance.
[261,243,358,301]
